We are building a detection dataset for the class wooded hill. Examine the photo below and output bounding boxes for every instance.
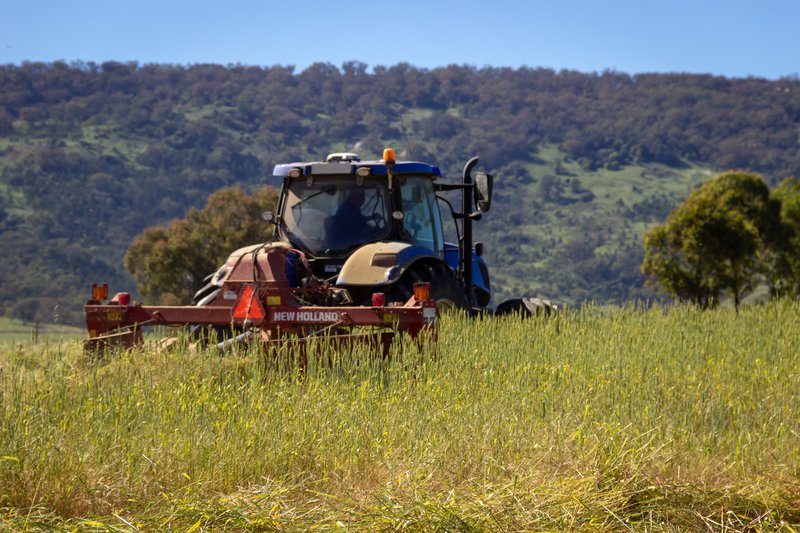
[1,61,799,324]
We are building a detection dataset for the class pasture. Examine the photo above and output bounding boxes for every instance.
[1,303,799,531]
[0,317,83,345]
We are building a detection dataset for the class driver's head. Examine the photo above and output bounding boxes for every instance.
[348,188,366,206]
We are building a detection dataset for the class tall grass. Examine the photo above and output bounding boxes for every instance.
[1,302,799,530]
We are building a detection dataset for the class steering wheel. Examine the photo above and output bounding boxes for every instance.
[367,212,386,230]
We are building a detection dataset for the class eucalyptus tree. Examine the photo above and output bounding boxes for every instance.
[642,171,781,309]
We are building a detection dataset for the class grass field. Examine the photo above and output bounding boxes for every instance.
[0,317,84,345]
[2,303,799,531]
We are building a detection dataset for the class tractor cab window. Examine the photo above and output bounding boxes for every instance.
[281,178,390,255]
[400,176,444,256]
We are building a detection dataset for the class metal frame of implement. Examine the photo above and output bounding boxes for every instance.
[84,248,436,353]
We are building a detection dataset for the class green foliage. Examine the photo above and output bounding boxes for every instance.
[642,171,781,308]
[768,177,800,297]
[2,304,800,529]
[2,62,800,319]
[125,186,278,303]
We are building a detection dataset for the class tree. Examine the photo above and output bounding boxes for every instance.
[642,171,781,309]
[767,177,800,296]
[125,186,279,304]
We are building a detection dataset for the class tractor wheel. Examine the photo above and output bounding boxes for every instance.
[389,263,469,313]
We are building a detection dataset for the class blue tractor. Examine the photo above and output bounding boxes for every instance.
[194,149,554,316]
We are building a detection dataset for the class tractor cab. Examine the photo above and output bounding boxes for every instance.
[269,150,451,286]
[277,173,446,264]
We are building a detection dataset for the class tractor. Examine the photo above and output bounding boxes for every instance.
[83,149,552,353]
[193,148,553,317]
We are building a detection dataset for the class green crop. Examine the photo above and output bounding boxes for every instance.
[2,302,799,531]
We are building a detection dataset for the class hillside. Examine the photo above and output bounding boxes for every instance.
[481,147,713,304]
[1,62,799,323]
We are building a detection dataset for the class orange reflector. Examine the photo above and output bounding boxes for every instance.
[413,283,431,302]
[382,148,396,164]
[232,285,265,320]
[92,283,108,301]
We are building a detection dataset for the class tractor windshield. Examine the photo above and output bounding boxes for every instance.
[281,178,390,255]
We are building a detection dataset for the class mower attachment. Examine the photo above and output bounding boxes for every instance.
[84,246,435,354]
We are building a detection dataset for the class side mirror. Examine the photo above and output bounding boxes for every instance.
[261,211,276,224]
[474,172,493,213]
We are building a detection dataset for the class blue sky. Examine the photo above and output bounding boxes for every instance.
[1,0,798,78]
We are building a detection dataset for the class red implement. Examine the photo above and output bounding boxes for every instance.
[84,247,435,353]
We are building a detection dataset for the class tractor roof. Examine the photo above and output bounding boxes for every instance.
[272,154,441,180]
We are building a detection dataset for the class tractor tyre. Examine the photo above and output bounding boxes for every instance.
[389,263,469,313]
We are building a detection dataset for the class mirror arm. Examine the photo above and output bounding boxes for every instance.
[435,183,469,192]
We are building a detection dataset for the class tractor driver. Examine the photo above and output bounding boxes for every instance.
[334,188,367,227]
[325,187,381,248]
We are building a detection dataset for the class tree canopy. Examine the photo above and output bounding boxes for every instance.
[767,177,800,297]
[642,171,784,308]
